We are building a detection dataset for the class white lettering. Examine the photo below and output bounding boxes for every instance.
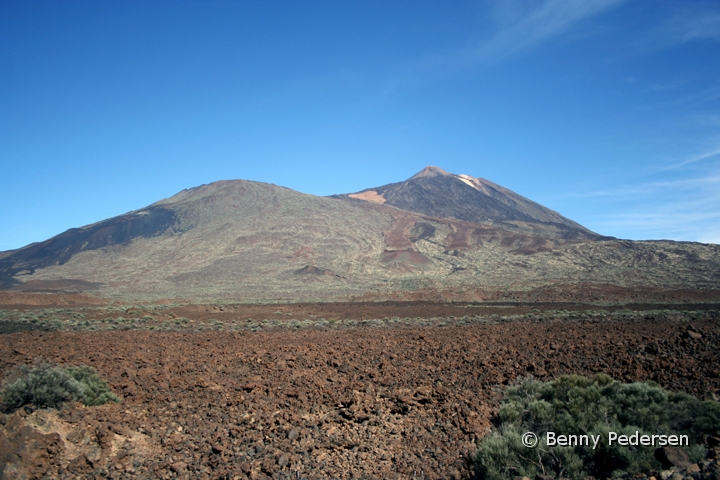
[544,431,688,448]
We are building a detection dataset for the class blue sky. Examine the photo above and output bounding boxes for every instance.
[1,0,719,251]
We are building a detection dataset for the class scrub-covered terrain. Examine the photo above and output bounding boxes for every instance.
[2,302,719,479]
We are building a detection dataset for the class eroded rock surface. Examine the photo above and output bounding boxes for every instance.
[1,312,719,479]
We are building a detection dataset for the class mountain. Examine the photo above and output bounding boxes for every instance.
[333,166,601,241]
[0,168,718,302]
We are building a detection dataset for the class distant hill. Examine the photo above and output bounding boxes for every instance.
[1,168,718,302]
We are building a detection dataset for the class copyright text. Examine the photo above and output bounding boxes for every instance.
[538,432,689,449]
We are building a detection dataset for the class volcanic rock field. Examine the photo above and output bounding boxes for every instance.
[2,300,719,479]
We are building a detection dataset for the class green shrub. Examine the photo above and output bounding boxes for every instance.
[63,364,120,407]
[473,374,720,480]
[1,361,119,413]
[0,362,83,412]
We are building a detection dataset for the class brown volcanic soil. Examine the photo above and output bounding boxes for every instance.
[2,311,720,479]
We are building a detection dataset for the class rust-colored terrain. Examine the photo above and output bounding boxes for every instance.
[1,296,719,479]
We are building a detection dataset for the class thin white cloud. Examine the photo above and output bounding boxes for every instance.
[592,210,720,243]
[375,0,627,98]
[698,229,720,245]
[563,171,720,199]
[560,143,720,242]
[469,0,626,62]
[695,114,720,129]
[472,1,720,67]
[599,211,720,227]
[668,11,720,42]
[635,6,720,52]
[662,146,720,171]
[577,172,720,242]
[658,86,720,110]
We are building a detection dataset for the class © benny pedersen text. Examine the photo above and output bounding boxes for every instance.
[540,432,689,450]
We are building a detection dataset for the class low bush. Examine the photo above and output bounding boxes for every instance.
[63,364,120,407]
[473,374,720,480]
[1,360,120,413]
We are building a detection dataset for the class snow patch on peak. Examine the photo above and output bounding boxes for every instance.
[455,174,484,192]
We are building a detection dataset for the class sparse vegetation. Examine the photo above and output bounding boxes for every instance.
[1,360,119,413]
[63,364,121,406]
[1,305,718,335]
[473,374,720,480]
[0,300,718,479]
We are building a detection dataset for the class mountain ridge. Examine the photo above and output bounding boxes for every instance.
[0,167,718,302]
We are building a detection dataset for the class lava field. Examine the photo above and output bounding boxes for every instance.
[1,308,719,479]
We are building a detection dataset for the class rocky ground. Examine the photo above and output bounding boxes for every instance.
[1,304,720,479]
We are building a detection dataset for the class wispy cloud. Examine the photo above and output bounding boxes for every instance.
[566,147,720,242]
[662,146,720,171]
[471,1,720,67]
[376,0,627,98]
[592,204,720,243]
[635,6,720,52]
[468,0,626,62]
[585,168,720,242]
[647,85,720,112]
[593,211,720,243]
[667,10,720,42]
[563,170,720,199]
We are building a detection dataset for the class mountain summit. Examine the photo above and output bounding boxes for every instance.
[335,166,599,240]
[408,165,454,179]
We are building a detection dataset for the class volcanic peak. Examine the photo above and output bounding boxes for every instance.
[410,166,516,197]
[336,166,600,240]
[408,165,454,179]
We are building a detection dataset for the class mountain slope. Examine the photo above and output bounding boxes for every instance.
[334,166,602,240]
[0,207,178,289]
[1,180,400,299]
[0,170,718,302]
